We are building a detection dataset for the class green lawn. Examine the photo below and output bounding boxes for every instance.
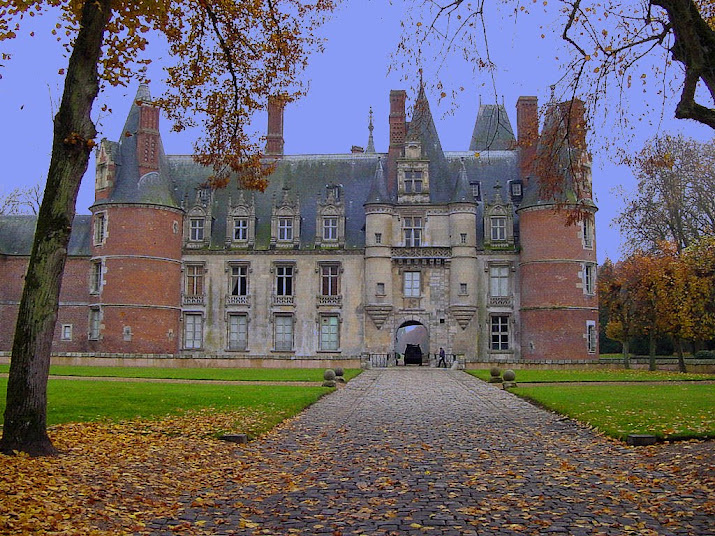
[513,383,714,441]
[0,378,329,436]
[468,368,715,382]
[0,364,361,382]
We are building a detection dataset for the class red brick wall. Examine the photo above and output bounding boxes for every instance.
[0,256,92,353]
[520,308,596,360]
[519,205,598,360]
[90,204,182,354]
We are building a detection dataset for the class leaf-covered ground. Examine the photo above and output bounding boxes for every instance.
[2,370,713,535]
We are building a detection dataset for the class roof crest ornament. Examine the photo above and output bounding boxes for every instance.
[366,107,375,153]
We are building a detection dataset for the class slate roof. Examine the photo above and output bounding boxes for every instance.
[0,215,92,256]
[93,85,178,209]
[2,87,528,256]
[469,104,516,151]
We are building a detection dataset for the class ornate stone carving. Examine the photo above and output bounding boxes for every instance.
[364,304,393,329]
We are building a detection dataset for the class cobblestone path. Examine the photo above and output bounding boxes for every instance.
[145,369,713,535]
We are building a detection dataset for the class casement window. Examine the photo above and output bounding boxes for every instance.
[587,321,597,354]
[459,283,468,295]
[184,313,203,350]
[322,217,338,241]
[185,265,204,296]
[404,170,423,193]
[460,233,467,244]
[510,181,523,198]
[90,261,103,294]
[490,315,509,351]
[376,282,385,296]
[583,217,594,249]
[490,216,507,242]
[403,216,422,247]
[88,308,101,340]
[189,218,204,241]
[233,218,248,241]
[584,263,596,295]
[274,314,293,351]
[470,181,481,201]
[93,212,106,245]
[229,264,249,296]
[275,265,294,296]
[403,271,421,297]
[320,315,340,351]
[375,233,382,244]
[490,265,510,297]
[228,313,248,351]
[278,217,293,241]
[61,324,73,341]
[320,264,340,296]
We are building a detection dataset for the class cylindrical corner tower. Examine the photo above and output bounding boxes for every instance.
[518,203,598,360]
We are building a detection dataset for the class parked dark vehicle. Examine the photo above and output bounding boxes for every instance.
[404,344,423,365]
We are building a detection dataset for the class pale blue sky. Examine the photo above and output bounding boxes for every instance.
[0,1,711,263]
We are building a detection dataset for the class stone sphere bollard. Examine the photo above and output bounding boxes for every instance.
[334,366,346,383]
[488,367,503,383]
[502,369,517,389]
[323,368,337,387]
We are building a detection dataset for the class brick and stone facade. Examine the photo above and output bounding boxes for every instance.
[0,84,598,366]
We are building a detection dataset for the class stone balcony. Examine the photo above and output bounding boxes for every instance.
[489,295,513,307]
[226,295,251,306]
[182,294,205,306]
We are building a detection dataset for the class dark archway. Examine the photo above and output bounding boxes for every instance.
[395,321,429,364]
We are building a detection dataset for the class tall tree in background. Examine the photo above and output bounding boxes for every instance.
[0,184,43,215]
[598,256,652,368]
[615,134,715,253]
[0,0,333,456]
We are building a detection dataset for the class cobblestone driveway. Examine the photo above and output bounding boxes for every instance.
[145,369,713,535]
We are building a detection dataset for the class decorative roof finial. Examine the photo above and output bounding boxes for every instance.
[366,107,375,153]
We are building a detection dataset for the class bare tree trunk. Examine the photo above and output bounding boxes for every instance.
[676,337,687,374]
[0,0,111,457]
[648,332,657,371]
[622,339,630,370]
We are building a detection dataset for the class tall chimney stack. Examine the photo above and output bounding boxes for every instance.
[516,96,538,183]
[387,90,407,197]
[265,95,285,156]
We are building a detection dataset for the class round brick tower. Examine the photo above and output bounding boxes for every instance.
[517,100,598,361]
[89,85,183,355]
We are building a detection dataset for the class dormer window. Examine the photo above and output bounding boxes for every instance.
[189,218,204,241]
[510,181,523,198]
[278,218,293,241]
[490,216,507,242]
[404,170,423,193]
[323,217,338,241]
[233,218,248,241]
[470,182,481,201]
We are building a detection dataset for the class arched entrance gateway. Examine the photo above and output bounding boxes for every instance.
[395,321,429,366]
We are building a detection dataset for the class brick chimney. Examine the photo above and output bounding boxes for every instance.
[136,103,160,178]
[516,96,538,183]
[265,95,285,156]
[387,89,407,197]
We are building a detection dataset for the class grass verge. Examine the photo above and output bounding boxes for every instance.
[513,383,714,441]
[0,378,329,436]
[0,364,362,382]
[468,368,715,382]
